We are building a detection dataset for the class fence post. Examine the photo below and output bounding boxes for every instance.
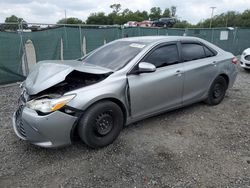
[63,24,68,49]
[184,28,188,36]
[18,21,29,76]
[138,27,141,36]
[83,36,86,56]
[121,25,124,38]
[232,27,238,55]
[211,28,214,43]
[60,38,64,60]
[79,25,83,56]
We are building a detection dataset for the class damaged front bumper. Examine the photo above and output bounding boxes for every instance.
[12,105,78,148]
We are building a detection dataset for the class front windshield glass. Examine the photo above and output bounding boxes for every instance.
[82,41,147,70]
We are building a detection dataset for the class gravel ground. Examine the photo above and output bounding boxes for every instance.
[0,66,249,188]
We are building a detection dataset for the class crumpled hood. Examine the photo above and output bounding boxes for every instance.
[24,60,112,95]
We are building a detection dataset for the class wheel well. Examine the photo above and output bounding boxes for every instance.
[219,74,229,88]
[71,98,127,141]
[104,98,127,123]
[86,98,127,125]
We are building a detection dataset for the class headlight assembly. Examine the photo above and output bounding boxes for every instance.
[26,94,76,113]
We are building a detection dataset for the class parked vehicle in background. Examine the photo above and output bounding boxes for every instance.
[124,20,152,27]
[137,20,152,27]
[124,21,138,27]
[240,48,250,70]
[13,36,238,149]
[152,17,176,27]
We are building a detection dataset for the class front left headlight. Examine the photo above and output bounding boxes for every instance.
[26,94,76,113]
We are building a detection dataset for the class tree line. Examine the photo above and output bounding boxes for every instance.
[2,4,250,30]
[81,4,177,25]
[56,4,177,25]
[57,4,250,28]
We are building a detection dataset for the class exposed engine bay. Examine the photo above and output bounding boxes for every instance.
[28,71,110,100]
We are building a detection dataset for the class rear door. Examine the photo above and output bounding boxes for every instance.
[181,41,219,105]
[127,42,184,119]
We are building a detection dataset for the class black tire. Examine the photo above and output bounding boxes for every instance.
[78,101,124,148]
[205,76,228,106]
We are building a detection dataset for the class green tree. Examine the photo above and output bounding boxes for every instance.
[57,17,83,24]
[162,8,171,17]
[173,20,193,28]
[4,15,27,31]
[110,4,121,14]
[170,6,177,17]
[196,11,241,28]
[86,12,109,25]
[241,9,250,27]
[149,7,162,20]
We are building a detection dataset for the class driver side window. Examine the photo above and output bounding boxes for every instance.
[143,44,179,68]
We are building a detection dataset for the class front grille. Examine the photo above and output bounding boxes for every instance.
[18,90,28,105]
[246,63,250,67]
[245,55,250,61]
[15,105,26,138]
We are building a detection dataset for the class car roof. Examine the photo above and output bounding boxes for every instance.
[118,36,225,54]
[119,36,201,44]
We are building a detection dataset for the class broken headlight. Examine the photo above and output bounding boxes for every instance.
[26,94,76,113]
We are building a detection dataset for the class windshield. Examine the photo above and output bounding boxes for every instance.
[82,41,147,70]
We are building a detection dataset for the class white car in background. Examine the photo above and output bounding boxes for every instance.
[240,48,250,70]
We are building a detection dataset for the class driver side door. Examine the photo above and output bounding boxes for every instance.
[127,42,184,119]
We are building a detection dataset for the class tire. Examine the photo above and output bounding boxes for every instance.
[78,101,124,148]
[205,76,228,106]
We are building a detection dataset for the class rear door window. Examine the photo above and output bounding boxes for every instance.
[204,46,215,57]
[181,43,206,62]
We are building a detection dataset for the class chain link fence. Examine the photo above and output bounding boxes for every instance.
[0,22,250,84]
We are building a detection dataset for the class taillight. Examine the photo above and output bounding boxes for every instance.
[232,57,238,64]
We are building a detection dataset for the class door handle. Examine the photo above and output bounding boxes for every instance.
[175,70,182,76]
[212,61,217,66]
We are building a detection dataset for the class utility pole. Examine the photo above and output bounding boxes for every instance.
[225,15,228,27]
[64,9,67,23]
[209,6,216,28]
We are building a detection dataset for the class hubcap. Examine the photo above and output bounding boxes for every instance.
[213,83,223,98]
[95,112,113,136]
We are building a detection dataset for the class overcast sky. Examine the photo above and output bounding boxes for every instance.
[0,0,249,24]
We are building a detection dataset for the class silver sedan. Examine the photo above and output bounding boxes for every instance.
[13,36,238,148]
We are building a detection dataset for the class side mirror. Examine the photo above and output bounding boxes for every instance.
[138,62,156,73]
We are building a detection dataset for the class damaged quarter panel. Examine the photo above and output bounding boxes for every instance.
[65,71,129,116]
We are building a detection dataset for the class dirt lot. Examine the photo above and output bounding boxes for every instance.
[0,66,249,188]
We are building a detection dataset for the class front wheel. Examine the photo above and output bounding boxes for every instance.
[205,76,227,106]
[78,101,124,148]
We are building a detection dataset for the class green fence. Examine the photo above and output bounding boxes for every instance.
[0,24,250,84]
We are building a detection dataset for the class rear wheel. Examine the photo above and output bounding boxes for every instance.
[205,76,227,106]
[78,101,124,148]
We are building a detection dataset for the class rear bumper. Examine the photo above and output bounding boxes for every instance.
[228,67,238,89]
[13,106,78,148]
